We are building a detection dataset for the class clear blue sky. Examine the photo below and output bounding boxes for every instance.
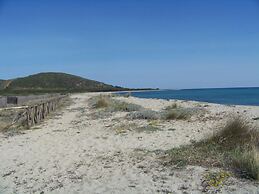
[0,0,258,89]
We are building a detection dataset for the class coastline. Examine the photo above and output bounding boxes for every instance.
[119,88,259,107]
[0,92,258,193]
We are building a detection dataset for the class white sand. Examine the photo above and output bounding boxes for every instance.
[0,93,259,193]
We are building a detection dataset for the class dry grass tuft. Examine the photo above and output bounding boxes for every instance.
[232,147,259,180]
[95,98,109,108]
[0,109,24,131]
[212,117,257,148]
[89,95,142,112]
[113,123,138,134]
[90,95,110,109]
[166,117,259,180]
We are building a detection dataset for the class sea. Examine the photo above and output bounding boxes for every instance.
[122,87,259,106]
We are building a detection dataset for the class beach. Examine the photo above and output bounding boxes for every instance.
[0,92,259,193]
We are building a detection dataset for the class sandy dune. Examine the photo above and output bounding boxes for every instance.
[0,93,259,193]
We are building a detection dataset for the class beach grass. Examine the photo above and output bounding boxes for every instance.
[163,107,203,120]
[162,103,205,120]
[90,95,142,112]
[126,103,205,121]
[93,96,110,109]
[164,109,190,120]
[166,117,259,180]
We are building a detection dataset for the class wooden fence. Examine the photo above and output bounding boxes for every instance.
[0,94,59,108]
[0,95,68,129]
[26,96,65,127]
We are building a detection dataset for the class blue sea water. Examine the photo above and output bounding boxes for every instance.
[125,88,259,106]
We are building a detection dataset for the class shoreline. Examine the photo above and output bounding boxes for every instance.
[0,92,259,193]
[114,91,259,109]
[115,89,259,107]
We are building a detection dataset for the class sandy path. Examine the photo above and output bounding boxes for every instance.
[0,93,258,193]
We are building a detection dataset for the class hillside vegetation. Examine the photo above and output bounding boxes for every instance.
[0,72,127,94]
[0,80,4,89]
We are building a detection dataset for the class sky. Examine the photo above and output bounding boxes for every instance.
[0,0,259,89]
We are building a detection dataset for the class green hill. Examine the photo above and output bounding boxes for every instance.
[0,72,127,94]
[0,80,3,89]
